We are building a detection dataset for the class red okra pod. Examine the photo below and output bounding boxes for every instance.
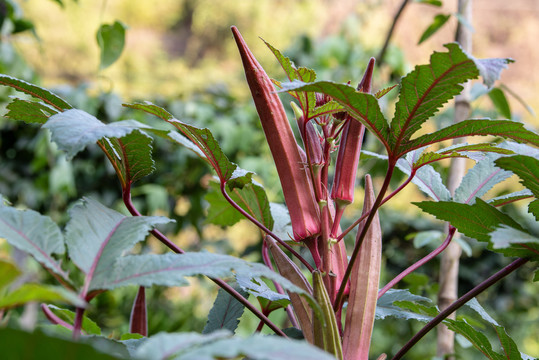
[231,26,320,241]
[330,58,375,208]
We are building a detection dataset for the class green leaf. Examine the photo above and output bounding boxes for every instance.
[0,284,85,309]
[528,199,539,221]
[495,155,539,197]
[100,130,155,189]
[281,81,390,150]
[134,331,336,360]
[488,87,512,119]
[64,197,172,292]
[454,154,512,204]
[418,14,451,44]
[391,43,479,150]
[264,41,319,119]
[0,74,72,112]
[416,0,442,5]
[94,252,310,299]
[204,182,245,226]
[415,199,523,242]
[488,225,539,260]
[0,328,123,360]
[202,284,248,335]
[444,320,507,360]
[96,21,127,70]
[124,102,237,182]
[376,289,434,322]
[411,230,444,248]
[45,305,101,335]
[0,205,68,279]
[43,109,150,159]
[5,99,58,124]
[401,119,539,155]
[374,84,398,99]
[0,259,21,291]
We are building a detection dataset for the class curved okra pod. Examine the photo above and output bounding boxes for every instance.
[231,26,320,241]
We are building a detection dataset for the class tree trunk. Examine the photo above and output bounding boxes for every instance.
[436,0,472,358]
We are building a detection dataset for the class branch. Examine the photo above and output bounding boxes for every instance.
[379,226,456,299]
[377,0,412,67]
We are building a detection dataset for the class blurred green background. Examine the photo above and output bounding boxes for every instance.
[1,0,538,358]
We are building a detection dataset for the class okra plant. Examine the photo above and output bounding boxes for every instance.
[0,25,538,360]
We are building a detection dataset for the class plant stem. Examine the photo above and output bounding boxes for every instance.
[333,161,395,311]
[123,187,185,254]
[378,226,456,299]
[392,257,529,360]
[72,307,85,339]
[41,304,74,331]
[337,171,414,242]
[123,185,287,337]
[220,181,314,272]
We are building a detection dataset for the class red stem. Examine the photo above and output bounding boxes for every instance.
[378,226,456,299]
[220,181,314,272]
[41,303,75,331]
[333,160,396,311]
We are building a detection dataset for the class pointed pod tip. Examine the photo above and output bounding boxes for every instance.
[358,58,376,94]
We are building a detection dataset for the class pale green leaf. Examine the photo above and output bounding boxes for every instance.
[0,284,85,309]
[64,197,172,290]
[0,206,67,279]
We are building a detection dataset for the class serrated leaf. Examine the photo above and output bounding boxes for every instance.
[397,149,451,201]
[444,319,506,360]
[43,109,149,159]
[202,285,248,335]
[401,119,539,155]
[97,21,127,70]
[94,252,310,299]
[418,14,451,44]
[0,328,123,360]
[0,284,85,309]
[64,197,172,292]
[281,81,390,150]
[415,199,523,243]
[391,43,479,150]
[495,155,539,197]
[45,305,101,335]
[528,199,539,221]
[264,41,319,119]
[487,189,534,207]
[100,130,155,189]
[5,98,58,124]
[376,289,434,321]
[489,87,512,119]
[489,225,539,260]
[454,154,512,204]
[133,331,335,360]
[124,102,237,181]
[0,206,68,279]
[0,74,72,111]
[374,84,398,99]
